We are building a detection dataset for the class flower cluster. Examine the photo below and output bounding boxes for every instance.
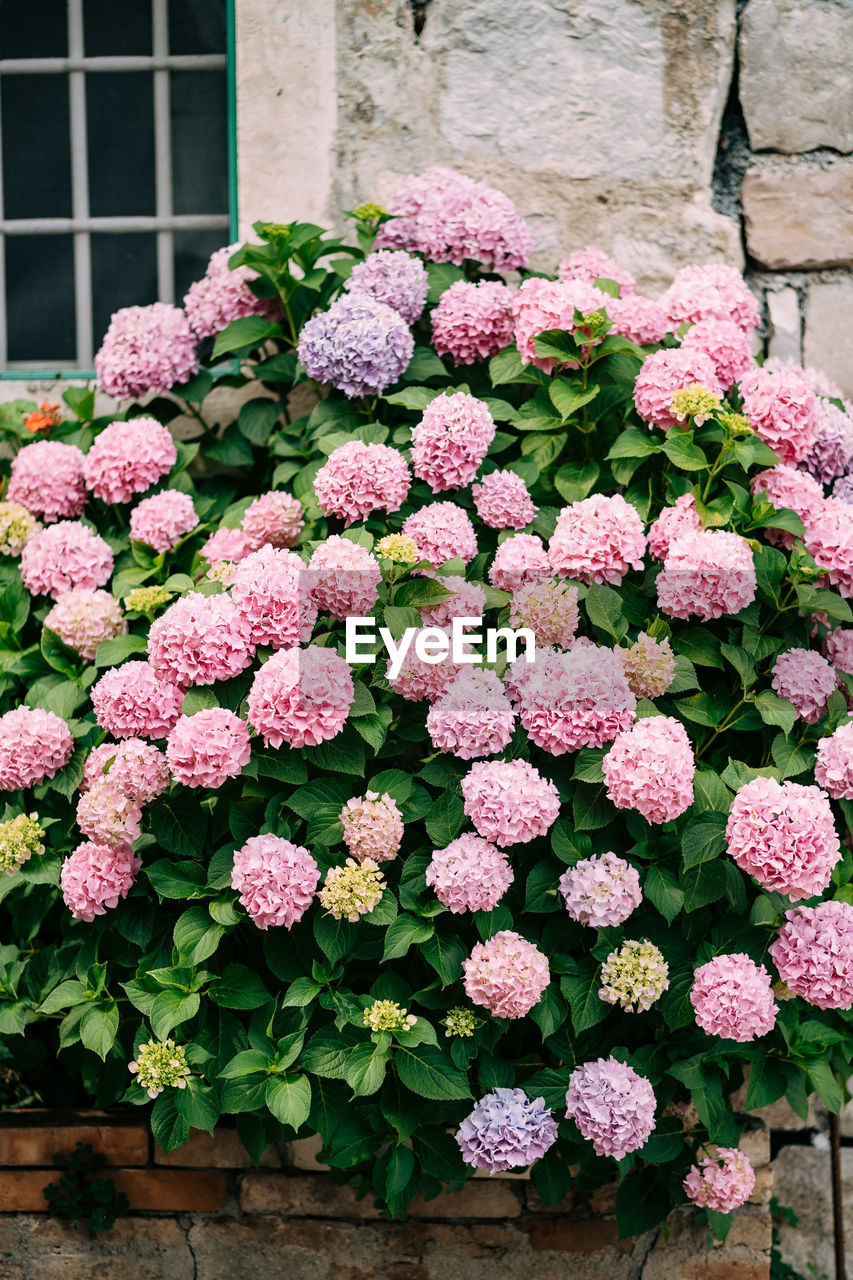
[309,535,383,619]
[659,263,760,332]
[456,1088,558,1174]
[0,813,44,875]
[21,521,114,600]
[7,441,85,522]
[314,441,411,524]
[0,706,74,790]
[472,471,537,530]
[431,280,515,365]
[549,493,646,586]
[461,759,560,847]
[363,999,417,1033]
[344,249,428,325]
[690,954,778,1042]
[183,243,279,338]
[426,833,514,913]
[739,364,819,465]
[565,1057,656,1160]
[61,842,140,922]
[599,940,669,1012]
[725,776,840,900]
[509,578,578,649]
[426,668,515,760]
[83,418,177,505]
[241,491,304,551]
[129,490,198,553]
[247,645,353,749]
[815,723,853,799]
[647,493,702,561]
[45,588,126,662]
[129,1039,191,1099]
[339,791,404,863]
[148,592,253,687]
[633,348,721,429]
[442,1007,482,1038]
[298,293,413,398]
[95,304,198,399]
[232,835,320,931]
[771,648,838,722]
[402,501,478,566]
[512,277,609,371]
[656,529,756,621]
[770,901,853,1010]
[559,851,642,928]
[516,644,636,755]
[684,1150,756,1213]
[91,661,183,740]
[489,533,550,592]
[463,930,550,1019]
[76,781,142,847]
[166,709,251,789]
[602,716,695,824]
[619,632,676,698]
[0,501,40,556]
[411,392,496,492]
[231,545,315,650]
[319,857,385,921]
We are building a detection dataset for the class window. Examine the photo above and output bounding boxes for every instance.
[0,0,234,374]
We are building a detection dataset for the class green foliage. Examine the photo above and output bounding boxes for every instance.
[43,1143,129,1235]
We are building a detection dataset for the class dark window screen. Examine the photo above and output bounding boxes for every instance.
[1,75,72,219]
[87,73,156,218]
[84,0,152,56]
[6,235,75,363]
[171,69,228,216]
[0,1,67,58]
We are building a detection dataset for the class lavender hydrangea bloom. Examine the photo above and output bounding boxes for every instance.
[344,250,429,325]
[800,401,853,485]
[456,1087,558,1174]
[298,294,414,398]
[833,473,853,505]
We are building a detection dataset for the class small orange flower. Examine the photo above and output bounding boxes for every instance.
[23,402,62,435]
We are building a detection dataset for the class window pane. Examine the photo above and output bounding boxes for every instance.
[87,72,155,217]
[91,232,158,353]
[0,1,67,58]
[174,229,227,304]
[171,69,227,215]
[1,75,71,219]
[168,0,226,55]
[6,234,75,364]
[84,0,152,56]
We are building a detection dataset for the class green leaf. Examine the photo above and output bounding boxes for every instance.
[213,315,283,358]
[394,577,453,609]
[661,433,709,471]
[175,1077,219,1134]
[313,913,355,965]
[420,932,466,987]
[572,784,612,831]
[218,1049,271,1079]
[606,428,660,460]
[79,1001,119,1059]
[237,397,280,444]
[94,634,149,667]
[424,790,465,847]
[806,1059,844,1114]
[745,1058,787,1110]
[680,859,728,912]
[266,1073,312,1130]
[173,905,225,965]
[300,1031,358,1079]
[150,1090,190,1153]
[681,814,727,869]
[616,1169,672,1239]
[561,960,608,1034]
[40,628,79,676]
[208,964,270,1010]
[549,380,599,420]
[150,796,207,859]
[584,583,628,640]
[384,386,441,410]
[554,461,600,503]
[754,691,796,736]
[382,914,434,962]
[282,977,322,1008]
[394,1046,471,1100]
[572,748,606,784]
[642,1117,686,1164]
[693,769,732,814]
[150,989,200,1039]
[529,1145,574,1205]
[343,1042,389,1096]
[382,1145,416,1199]
[489,347,547,387]
[412,1126,467,1181]
[644,865,684,924]
[145,859,208,900]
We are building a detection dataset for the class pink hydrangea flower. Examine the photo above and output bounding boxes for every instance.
[800,400,853,485]
[647,494,702,561]
[517,644,636,755]
[509,578,578,649]
[771,648,837,722]
[463,930,550,1018]
[815,722,853,799]
[691,954,778,1042]
[183,242,279,339]
[431,280,515,365]
[385,627,462,702]
[619,633,677,699]
[684,1150,756,1213]
[82,738,169,804]
[76,780,142,848]
[241,491,305,551]
[231,834,319,930]
[0,706,74,790]
[201,527,252,566]
[633,347,721,429]
[314,441,411,525]
[559,851,642,928]
[376,167,533,271]
[148,592,254,686]
[750,465,824,548]
[549,494,646,586]
[659,263,760,333]
[340,791,404,863]
[230,545,316,651]
[461,759,560,847]
[7,440,85,522]
[45,588,126,662]
[725,775,840,900]
[512,277,609,371]
[21,521,114,600]
[402,501,477,566]
[426,668,516,760]
[95,303,198,399]
[130,490,198,553]
[426,833,513,913]
[61,841,140,921]
[411,392,496,493]
[602,716,695,824]
[565,1057,656,1160]
[83,418,177,505]
[804,499,853,598]
[740,365,820,465]
[344,249,428,325]
[770,900,853,1009]
[503,644,565,709]
[91,661,183,740]
[608,294,669,345]
[825,627,853,675]
[680,317,754,390]
[419,576,487,630]
[166,709,251,788]
[472,472,537,530]
[247,645,354,748]
[657,529,756,620]
[488,533,550,593]
[308,535,382,619]
[558,246,636,294]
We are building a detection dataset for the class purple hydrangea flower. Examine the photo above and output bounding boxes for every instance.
[297,294,414,398]
[344,250,429,325]
[833,473,853,505]
[456,1087,558,1174]
[801,401,853,485]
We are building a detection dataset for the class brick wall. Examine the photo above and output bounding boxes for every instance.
[0,1111,772,1279]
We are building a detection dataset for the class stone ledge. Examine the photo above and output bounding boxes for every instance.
[743,162,853,270]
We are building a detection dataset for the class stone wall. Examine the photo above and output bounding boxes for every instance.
[235,0,853,393]
[0,1111,773,1280]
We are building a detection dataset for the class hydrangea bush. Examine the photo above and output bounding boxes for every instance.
[1,177,853,1241]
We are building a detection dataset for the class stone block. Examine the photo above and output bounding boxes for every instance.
[0,1119,147,1168]
[766,289,801,365]
[772,1145,853,1280]
[109,1168,228,1212]
[641,1205,771,1280]
[0,1171,53,1212]
[743,162,853,269]
[740,0,853,154]
[240,1172,383,1219]
[527,1217,631,1254]
[408,1181,521,1219]
[154,1127,278,1169]
[803,279,853,402]
[288,1133,328,1171]
[0,1216,194,1280]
